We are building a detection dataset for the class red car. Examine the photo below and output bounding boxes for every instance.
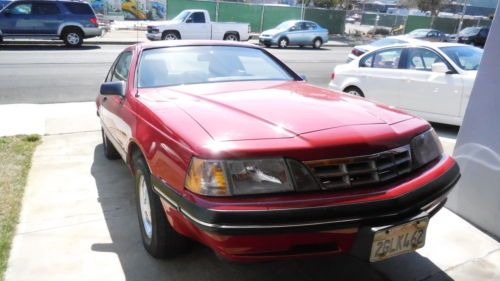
[96,41,460,262]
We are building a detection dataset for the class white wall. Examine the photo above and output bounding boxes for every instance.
[446,2,500,240]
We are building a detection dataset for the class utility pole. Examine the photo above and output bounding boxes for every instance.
[457,0,469,34]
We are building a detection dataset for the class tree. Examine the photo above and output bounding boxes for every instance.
[417,0,443,16]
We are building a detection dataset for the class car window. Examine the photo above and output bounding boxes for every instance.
[189,12,205,23]
[63,2,93,15]
[428,31,437,37]
[8,3,32,15]
[304,22,317,30]
[439,46,482,71]
[368,48,402,69]
[360,54,373,67]
[32,2,60,15]
[137,46,294,88]
[406,48,445,71]
[111,52,132,82]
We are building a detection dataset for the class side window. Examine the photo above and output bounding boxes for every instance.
[32,2,60,15]
[62,2,93,15]
[360,54,374,67]
[371,48,403,69]
[406,48,445,71]
[190,12,205,23]
[305,22,317,30]
[110,52,132,82]
[8,3,32,15]
[428,31,437,38]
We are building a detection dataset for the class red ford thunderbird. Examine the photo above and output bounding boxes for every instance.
[96,41,460,262]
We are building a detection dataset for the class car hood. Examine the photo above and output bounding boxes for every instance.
[261,28,284,37]
[140,81,413,142]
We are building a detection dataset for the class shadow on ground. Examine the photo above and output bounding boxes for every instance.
[90,144,453,281]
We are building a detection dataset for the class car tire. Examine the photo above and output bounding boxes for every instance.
[133,154,190,259]
[313,38,322,49]
[102,129,121,160]
[344,86,365,97]
[278,37,288,48]
[62,29,83,47]
[162,31,179,40]
[223,32,239,41]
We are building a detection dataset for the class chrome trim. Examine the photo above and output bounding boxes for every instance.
[179,208,366,230]
[153,185,179,210]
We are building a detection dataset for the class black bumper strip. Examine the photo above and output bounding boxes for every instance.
[151,162,460,235]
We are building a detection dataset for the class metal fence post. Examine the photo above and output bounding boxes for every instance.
[260,3,265,32]
[215,0,219,22]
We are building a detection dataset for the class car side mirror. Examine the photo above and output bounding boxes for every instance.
[289,27,296,32]
[431,62,450,74]
[100,81,125,97]
[186,18,193,23]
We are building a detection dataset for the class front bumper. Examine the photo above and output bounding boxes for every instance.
[153,156,460,260]
[146,32,162,41]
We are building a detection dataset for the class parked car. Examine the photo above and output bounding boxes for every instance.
[406,29,449,42]
[347,36,423,62]
[0,0,102,47]
[330,42,482,126]
[96,40,459,263]
[457,26,489,47]
[259,20,328,48]
[146,9,250,41]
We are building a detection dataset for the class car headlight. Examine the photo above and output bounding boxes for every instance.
[411,129,443,169]
[185,157,298,196]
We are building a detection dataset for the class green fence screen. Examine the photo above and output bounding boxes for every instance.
[261,5,302,31]
[218,2,262,32]
[167,0,216,21]
[305,8,345,34]
[432,17,459,34]
[404,15,432,32]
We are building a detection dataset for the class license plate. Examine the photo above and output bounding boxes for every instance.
[369,217,428,262]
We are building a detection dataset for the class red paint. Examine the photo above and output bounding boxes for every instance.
[97,42,458,262]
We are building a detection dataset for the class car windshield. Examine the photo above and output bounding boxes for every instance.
[408,29,429,37]
[370,37,407,47]
[460,27,480,35]
[137,46,295,88]
[276,21,295,30]
[439,46,483,71]
[172,10,190,22]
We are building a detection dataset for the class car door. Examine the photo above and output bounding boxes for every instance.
[99,51,133,152]
[182,11,210,39]
[398,47,463,120]
[357,47,405,107]
[31,1,63,35]
[285,22,305,45]
[0,1,35,35]
[304,22,317,43]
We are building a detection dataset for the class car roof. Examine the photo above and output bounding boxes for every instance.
[133,40,260,52]
[369,41,470,50]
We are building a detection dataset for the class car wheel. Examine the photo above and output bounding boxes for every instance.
[133,154,190,259]
[313,38,322,49]
[344,86,365,97]
[278,37,288,48]
[223,32,239,41]
[101,129,120,160]
[162,31,179,40]
[63,29,83,47]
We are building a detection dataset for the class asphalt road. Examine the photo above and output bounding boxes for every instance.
[0,43,345,104]
[0,43,459,138]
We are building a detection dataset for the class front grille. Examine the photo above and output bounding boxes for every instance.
[304,145,412,190]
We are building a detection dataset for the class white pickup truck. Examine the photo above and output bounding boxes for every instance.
[146,9,250,41]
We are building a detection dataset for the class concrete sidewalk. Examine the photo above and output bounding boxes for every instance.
[2,102,500,281]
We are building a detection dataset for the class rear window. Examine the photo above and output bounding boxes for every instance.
[63,2,93,15]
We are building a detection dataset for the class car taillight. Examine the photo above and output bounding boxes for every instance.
[331,72,335,80]
[90,17,98,25]
[351,48,364,56]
